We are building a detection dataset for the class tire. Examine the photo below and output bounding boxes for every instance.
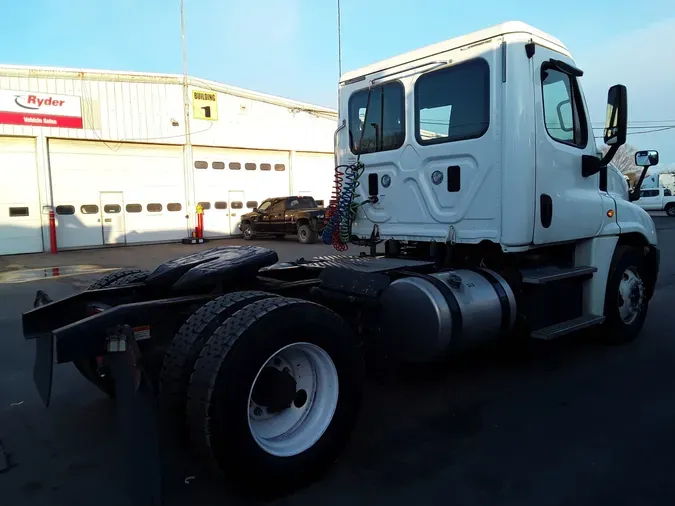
[159,291,279,415]
[298,224,317,244]
[186,297,363,497]
[241,223,254,240]
[75,269,151,397]
[599,245,650,345]
[665,204,675,217]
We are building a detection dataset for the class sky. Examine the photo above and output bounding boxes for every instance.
[0,0,673,168]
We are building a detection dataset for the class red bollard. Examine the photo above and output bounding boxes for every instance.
[48,210,58,254]
[197,212,204,239]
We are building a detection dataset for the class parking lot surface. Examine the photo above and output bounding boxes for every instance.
[1,222,675,506]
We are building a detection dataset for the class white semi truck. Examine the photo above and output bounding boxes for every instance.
[23,21,661,500]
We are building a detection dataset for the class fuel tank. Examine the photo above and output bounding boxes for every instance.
[379,268,517,362]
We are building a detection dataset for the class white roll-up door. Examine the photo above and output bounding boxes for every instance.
[192,147,290,237]
[291,152,335,207]
[48,140,187,248]
[0,136,43,255]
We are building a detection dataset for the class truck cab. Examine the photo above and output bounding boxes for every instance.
[330,21,660,341]
[336,21,658,249]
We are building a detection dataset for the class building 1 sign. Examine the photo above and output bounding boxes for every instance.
[0,90,83,128]
[192,89,218,121]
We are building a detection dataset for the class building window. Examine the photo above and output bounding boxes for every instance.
[212,161,225,170]
[415,58,490,145]
[349,81,405,155]
[214,201,228,209]
[167,203,182,212]
[80,205,99,214]
[274,164,286,171]
[194,161,208,169]
[198,201,211,210]
[104,204,122,214]
[246,201,258,209]
[9,206,29,217]
[229,162,241,170]
[56,205,75,215]
[231,201,243,209]
[245,162,256,171]
[260,163,271,171]
[541,64,588,148]
[126,204,142,213]
[147,203,163,212]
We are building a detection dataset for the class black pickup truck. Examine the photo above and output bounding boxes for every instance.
[239,196,326,244]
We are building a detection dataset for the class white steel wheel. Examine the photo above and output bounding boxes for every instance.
[247,342,339,457]
[617,267,645,325]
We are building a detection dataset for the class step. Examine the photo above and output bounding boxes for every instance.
[520,265,597,285]
[531,314,605,340]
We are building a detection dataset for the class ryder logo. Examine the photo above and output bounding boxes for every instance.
[14,94,66,110]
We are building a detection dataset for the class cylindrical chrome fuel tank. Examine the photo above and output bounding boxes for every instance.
[379,269,517,362]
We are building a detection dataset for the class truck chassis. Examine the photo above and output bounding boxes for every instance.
[22,240,657,503]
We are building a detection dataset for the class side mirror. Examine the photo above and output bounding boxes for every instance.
[253,207,259,213]
[635,150,659,168]
[604,85,627,147]
[629,150,660,202]
[582,84,628,179]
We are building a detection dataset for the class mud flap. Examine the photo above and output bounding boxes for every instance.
[106,327,164,506]
[32,290,55,407]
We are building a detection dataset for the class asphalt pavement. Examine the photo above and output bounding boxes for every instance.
[1,221,674,506]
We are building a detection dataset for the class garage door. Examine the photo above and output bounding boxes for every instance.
[192,147,290,238]
[0,136,43,255]
[292,152,335,207]
[48,140,187,248]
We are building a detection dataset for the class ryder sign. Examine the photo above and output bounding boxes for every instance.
[0,90,83,128]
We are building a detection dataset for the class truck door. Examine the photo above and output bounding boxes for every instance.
[531,48,606,244]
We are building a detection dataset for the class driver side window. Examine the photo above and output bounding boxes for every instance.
[258,200,272,211]
[541,66,588,148]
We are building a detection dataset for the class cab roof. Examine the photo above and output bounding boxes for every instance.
[339,21,569,84]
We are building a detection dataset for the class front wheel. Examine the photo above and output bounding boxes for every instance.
[599,245,650,345]
[186,297,363,497]
[665,204,675,217]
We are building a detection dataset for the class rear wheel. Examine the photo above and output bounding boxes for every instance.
[665,203,675,217]
[298,224,317,244]
[75,269,150,397]
[159,291,279,416]
[186,297,363,497]
[599,245,650,345]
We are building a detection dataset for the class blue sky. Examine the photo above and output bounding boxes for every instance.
[1,0,673,167]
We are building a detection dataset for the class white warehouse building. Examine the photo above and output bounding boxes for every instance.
[0,65,338,256]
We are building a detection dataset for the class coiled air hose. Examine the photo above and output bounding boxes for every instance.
[322,87,373,251]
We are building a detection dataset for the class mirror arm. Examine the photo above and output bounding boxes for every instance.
[629,167,650,202]
[582,144,619,178]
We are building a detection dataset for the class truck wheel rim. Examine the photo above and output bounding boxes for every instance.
[617,267,645,325]
[247,342,339,457]
[668,207,675,216]
[300,229,307,240]
[243,228,251,238]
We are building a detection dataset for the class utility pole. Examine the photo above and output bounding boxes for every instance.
[337,0,342,78]
[179,0,195,236]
